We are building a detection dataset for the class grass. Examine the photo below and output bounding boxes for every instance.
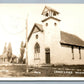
[1,64,84,77]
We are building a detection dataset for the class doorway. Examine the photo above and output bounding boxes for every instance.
[45,48,50,64]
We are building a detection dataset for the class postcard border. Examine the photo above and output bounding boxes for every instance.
[0,0,84,83]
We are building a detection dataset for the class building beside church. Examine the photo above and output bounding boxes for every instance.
[27,6,84,66]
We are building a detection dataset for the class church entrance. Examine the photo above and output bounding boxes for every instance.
[45,48,50,64]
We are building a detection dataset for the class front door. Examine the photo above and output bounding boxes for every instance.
[45,48,50,64]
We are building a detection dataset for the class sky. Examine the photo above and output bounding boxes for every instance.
[0,4,84,57]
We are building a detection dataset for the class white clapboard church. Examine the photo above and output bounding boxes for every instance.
[27,6,84,66]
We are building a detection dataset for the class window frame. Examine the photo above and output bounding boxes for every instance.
[71,46,74,60]
[79,47,81,59]
[34,42,40,60]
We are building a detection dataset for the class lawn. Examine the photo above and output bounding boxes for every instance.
[1,64,84,77]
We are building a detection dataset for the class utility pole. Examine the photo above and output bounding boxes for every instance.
[26,15,29,73]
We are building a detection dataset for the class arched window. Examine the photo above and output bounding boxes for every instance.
[34,43,40,60]
[34,43,40,53]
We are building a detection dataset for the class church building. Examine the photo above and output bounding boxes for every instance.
[27,6,84,66]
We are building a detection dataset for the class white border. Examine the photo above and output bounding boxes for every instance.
[0,77,84,81]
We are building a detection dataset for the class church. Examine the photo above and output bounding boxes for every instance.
[27,6,84,66]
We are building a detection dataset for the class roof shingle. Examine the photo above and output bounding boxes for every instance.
[27,23,84,47]
[60,31,84,47]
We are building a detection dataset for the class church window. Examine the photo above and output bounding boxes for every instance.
[71,46,74,60]
[34,42,40,59]
[79,47,81,59]
[53,12,56,16]
[54,23,57,26]
[36,34,38,39]
[46,13,48,16]
[46,23,48,26]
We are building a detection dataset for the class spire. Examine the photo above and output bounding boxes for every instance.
[41,6,61,22]
[42,6,59,17]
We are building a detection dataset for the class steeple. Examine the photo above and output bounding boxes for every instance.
[41,6,61,47]
[41,6,61,22]
[42,6,59,17]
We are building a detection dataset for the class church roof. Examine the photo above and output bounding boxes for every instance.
[35,23,43,31]
[28,23,43,41]
[60,31,84,47]
[27,23,84,47]
[42,6,59,15]
[42,17,61,22]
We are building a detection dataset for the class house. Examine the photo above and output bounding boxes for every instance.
[27,6,84,66]
[0,52,8,64]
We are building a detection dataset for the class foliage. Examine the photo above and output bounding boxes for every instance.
[23,58,26,64]
[19,41,25,63]
[7,42,12,62]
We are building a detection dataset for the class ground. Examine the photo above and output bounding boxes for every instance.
[0,64,84,77]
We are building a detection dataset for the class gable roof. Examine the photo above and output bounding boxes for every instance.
[35,23,43,31]
[42,17,61,22]
[42,6,59,15]
[27,23,84,47]
[28,23,43,41]
[60,31,84,47]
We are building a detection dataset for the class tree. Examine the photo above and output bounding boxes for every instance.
[19,41,25,63]
[7,42,12,62]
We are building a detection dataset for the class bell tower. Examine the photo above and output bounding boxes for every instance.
[42,6,59,17]
[41,6,61,64]
[41,6,61,45]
